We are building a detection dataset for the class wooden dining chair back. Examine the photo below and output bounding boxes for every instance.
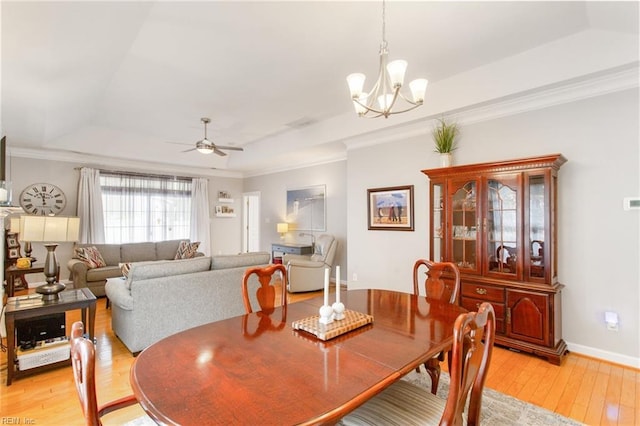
[70,321,147,426]
[413,259,462,394]
[242,263,288,314]
[413,258,460,304]
[339,302,496,426]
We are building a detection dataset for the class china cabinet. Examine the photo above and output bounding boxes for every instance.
[422,154,567,364]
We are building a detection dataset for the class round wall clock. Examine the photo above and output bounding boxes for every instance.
[19,183,67,216]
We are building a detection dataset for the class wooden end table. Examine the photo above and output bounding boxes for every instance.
[4,288,96,385]
[4,263,60,298]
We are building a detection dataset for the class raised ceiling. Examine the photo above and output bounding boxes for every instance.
[2,1,638,177]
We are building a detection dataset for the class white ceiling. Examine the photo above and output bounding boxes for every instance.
[1,1,638,177]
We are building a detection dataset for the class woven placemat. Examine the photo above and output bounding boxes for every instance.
[292,309,373,341]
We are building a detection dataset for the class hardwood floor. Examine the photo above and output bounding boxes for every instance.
[1,288,638,425]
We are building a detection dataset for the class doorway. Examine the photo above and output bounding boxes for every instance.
[242,192,260,253]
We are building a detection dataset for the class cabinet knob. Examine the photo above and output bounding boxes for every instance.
[475,287,487,295]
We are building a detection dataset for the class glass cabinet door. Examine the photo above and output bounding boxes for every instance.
[450,180,479,274]
[485,175,520,278]
[528,175,546,280]
[431,183,445,262]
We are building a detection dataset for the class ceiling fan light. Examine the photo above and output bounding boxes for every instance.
[196,140,214,154]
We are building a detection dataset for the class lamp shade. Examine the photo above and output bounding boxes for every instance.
[20,216,81,242]
[9,217,20,233]
[277,222,289,234]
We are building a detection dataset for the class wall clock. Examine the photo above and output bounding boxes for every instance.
[19,183,67,216]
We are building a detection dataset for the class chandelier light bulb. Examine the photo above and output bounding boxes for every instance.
[386,60,407,88]
[409,78,428,103]
[347,73,366,98]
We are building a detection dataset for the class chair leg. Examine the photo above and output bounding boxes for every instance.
[424,357,441,395]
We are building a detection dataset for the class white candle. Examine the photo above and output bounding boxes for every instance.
[0,188,7,202]
[324,267,330,306]
[335,265,340,304]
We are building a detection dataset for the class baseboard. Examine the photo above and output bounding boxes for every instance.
[566,341,640,369]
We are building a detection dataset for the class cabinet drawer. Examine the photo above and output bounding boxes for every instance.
[461,297,505,334]
[461,283,504,303]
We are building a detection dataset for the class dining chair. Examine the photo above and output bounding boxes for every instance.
[70,321,154,426]
[242,263,288,314]
[339,302,496,426]
[413,258,461,394]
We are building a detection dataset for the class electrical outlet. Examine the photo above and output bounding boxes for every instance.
[605,311,619,331]
[352,273,358,282]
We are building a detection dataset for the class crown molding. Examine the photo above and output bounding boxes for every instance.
[7,147,243,179]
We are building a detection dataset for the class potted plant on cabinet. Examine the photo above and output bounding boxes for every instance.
[432,118,459,167]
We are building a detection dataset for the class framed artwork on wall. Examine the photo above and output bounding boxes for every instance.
[286,185,326,231]
[367,185,414,231]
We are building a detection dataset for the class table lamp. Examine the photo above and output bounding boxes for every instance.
[20,215,80,301]
[277,222,289,240]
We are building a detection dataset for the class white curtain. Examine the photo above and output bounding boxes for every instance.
[77,167,105,244]
[190,178,211,256]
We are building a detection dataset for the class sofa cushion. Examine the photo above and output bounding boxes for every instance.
[211,252,271,270]
[121,242,157,263]
[156,239,184,260]
[93,244,121,266]
[74,246,107,269]
[126,257,212,289]
[175,241,201,259]
[86,265,122,281]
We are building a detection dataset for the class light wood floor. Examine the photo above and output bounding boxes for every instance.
[1,288,638,425]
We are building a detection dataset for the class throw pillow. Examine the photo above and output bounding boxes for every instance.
[174,241,200,259]
[119,262,132,278]
[75,246,107,269]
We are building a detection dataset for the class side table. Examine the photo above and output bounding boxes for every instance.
[271,243,313,263]
[4,264,60,298]
[4,288,97,385]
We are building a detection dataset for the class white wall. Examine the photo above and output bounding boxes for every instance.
[243,160,348,281]
[348,88,639,366]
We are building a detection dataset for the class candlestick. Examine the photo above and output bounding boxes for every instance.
[319,267,334,324]
[332,265,345,320]
[335,265,340,304]
[323,267,329,306]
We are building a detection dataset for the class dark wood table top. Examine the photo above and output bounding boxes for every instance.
[130,289,466,425]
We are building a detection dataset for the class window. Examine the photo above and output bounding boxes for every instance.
[100,172,192,244]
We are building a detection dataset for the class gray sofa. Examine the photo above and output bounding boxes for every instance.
[105,251,271,354]
[67,240,201,297]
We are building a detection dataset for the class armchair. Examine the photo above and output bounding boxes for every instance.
[284,234,337,293]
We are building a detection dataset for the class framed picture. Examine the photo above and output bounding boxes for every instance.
[367,185,414,231]
[286,185,326,231]
[6,232,19,248]
[8,247,20,259]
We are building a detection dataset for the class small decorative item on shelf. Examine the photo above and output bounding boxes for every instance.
[0,180,12,206]
[318,268,334,325]
[331,265,345,320]
[16,257,31,269]
[432,117,460,167]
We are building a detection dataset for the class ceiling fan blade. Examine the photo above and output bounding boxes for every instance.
[213,147,228,157]
[214,145,244,151]
[182,147,197,153]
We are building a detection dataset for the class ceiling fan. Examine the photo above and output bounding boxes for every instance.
[182,117,244,157]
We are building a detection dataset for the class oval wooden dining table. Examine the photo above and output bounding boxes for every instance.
[129,289,466,425]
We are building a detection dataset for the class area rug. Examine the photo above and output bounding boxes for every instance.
[402,370,583,425]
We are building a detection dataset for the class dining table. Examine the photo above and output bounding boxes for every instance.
[129,288,467,425]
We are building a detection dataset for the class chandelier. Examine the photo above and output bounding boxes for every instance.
[347,0,428,118]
